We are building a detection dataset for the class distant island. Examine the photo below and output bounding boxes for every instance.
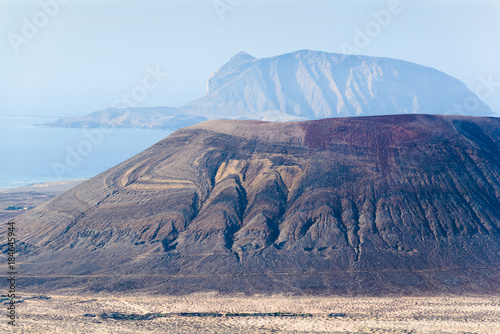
[39,106,207,130]
[41,50,493,130]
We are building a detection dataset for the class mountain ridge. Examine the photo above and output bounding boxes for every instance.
[185,50,492,119]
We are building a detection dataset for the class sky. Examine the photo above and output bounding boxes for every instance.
[1,0,500,117]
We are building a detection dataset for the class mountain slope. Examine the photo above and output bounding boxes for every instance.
[183,50,493,119]
[7,115,500,295]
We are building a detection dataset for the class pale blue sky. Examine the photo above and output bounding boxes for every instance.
[1,0,499,116]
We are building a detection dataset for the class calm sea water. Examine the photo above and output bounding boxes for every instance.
[0,115,173,189]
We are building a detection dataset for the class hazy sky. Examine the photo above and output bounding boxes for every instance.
[1,0,500,116]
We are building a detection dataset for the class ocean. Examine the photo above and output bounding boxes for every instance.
[0,115,173,189]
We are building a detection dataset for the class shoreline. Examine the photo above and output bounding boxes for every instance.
[0,179,87,223]
[0,179,87,194]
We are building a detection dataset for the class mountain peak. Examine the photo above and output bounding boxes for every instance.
[228,51,255,63]
[188,50,492,119]
[206,51,257,93]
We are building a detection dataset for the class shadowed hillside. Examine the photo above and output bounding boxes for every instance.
[5,114,500,295]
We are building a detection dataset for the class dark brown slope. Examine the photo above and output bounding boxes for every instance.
[4,114,500,295]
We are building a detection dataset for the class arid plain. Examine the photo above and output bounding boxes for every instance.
[1,292,499,333]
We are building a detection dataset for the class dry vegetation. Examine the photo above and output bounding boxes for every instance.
[1,292,499,333]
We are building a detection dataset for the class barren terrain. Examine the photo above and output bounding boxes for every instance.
[6,115,500,295]
[0,180,85,223]
[1,292,498,333]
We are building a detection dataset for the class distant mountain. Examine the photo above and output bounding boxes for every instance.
[45,50,493,128]
[184,50,492,119]
[43,107,207,130]
[10,115,500,295]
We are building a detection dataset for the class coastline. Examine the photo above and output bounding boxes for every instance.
[0,179,87,223]
[0,179,87,194]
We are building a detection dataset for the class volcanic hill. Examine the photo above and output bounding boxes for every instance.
[6,114,500,295]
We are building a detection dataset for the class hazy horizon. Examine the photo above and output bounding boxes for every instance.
[1,0,500,117]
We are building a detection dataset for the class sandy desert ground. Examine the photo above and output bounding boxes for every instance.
[1,292,498,333]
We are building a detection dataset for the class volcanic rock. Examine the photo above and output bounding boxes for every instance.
[6,114,500,295]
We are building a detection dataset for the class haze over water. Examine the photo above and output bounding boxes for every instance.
[0,115,172,189]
